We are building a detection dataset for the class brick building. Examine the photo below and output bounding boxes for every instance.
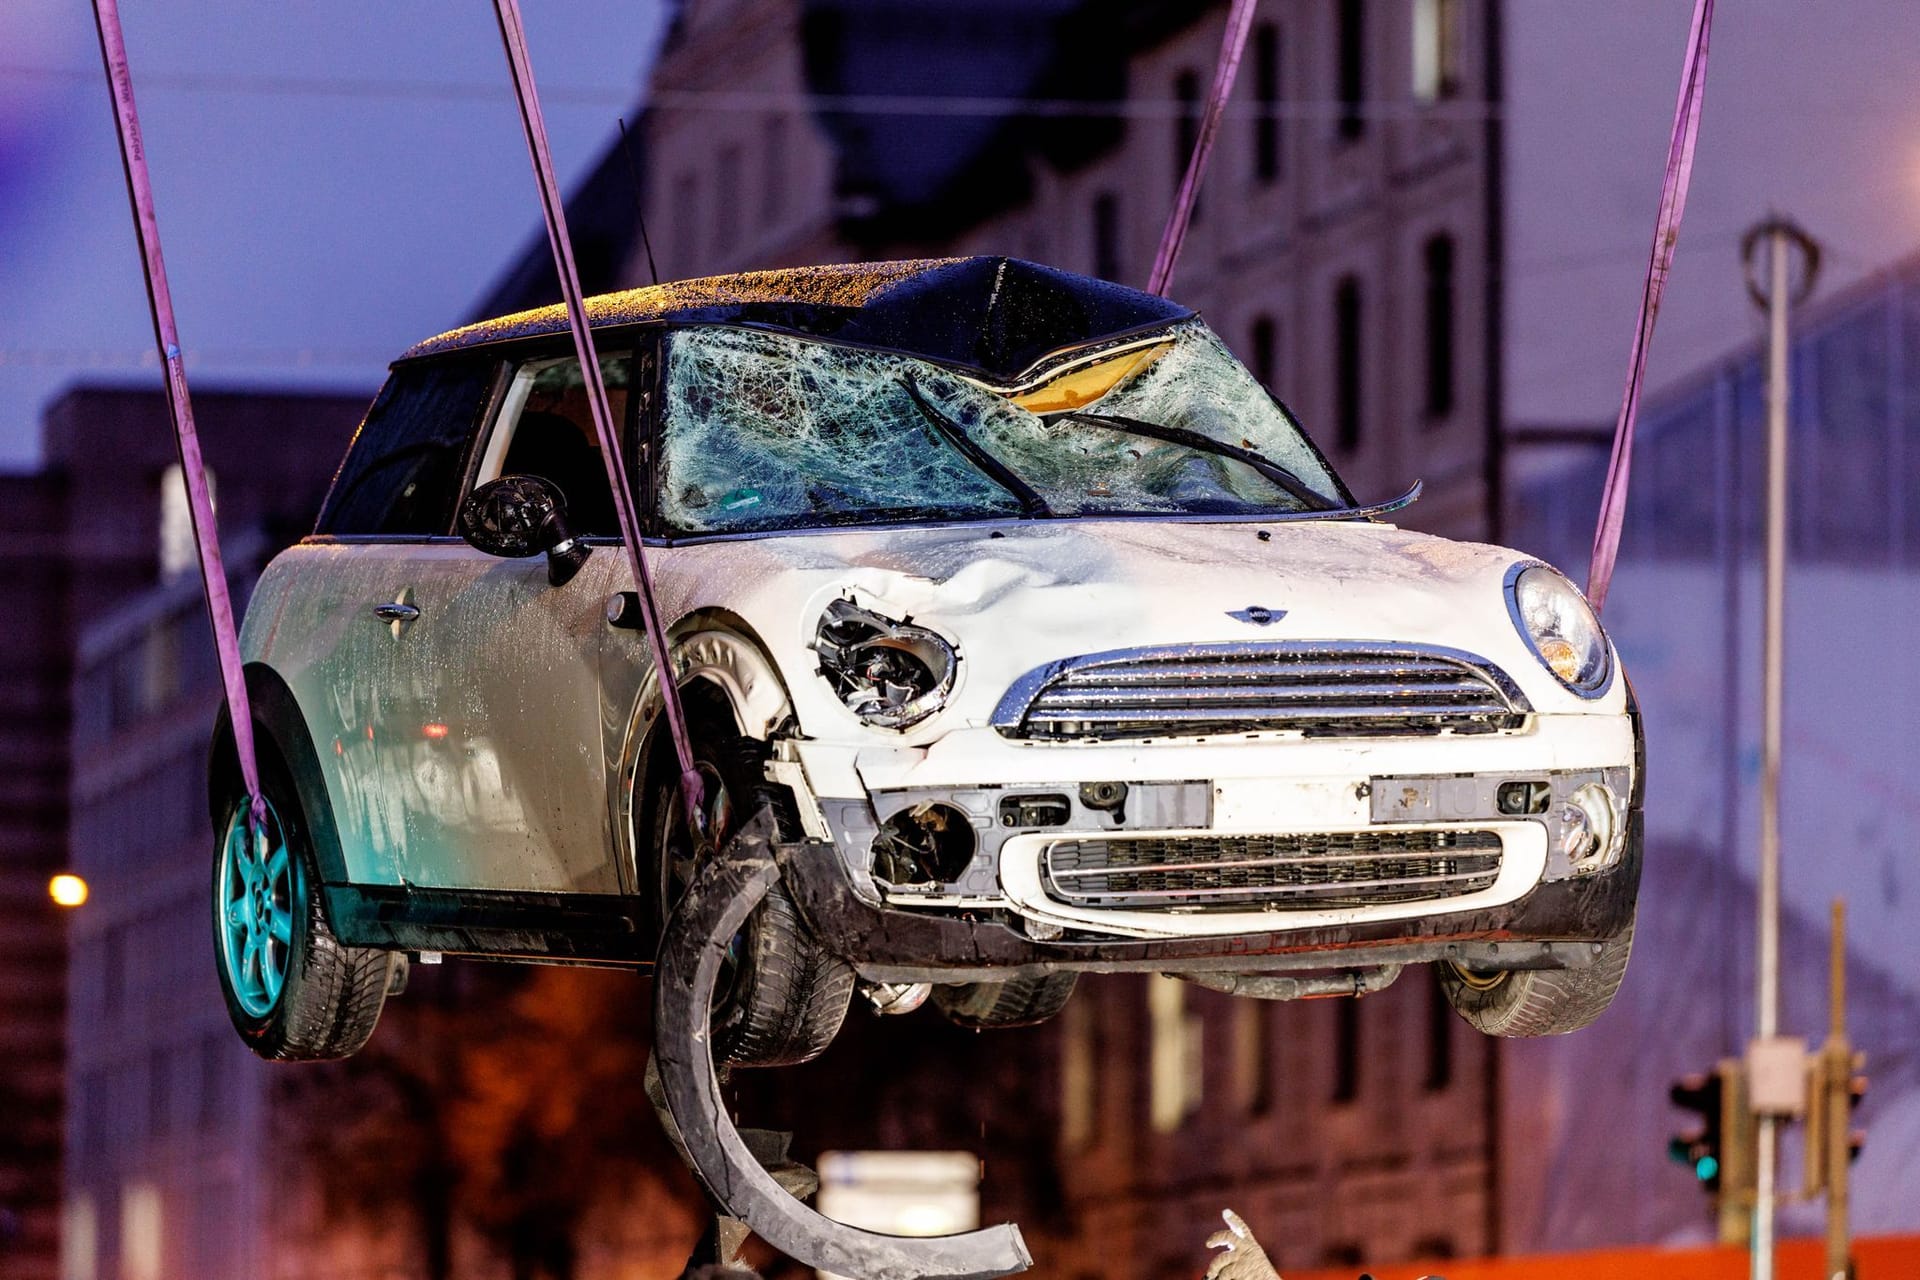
[4,386,368,1280]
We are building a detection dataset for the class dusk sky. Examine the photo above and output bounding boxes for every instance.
[7,2,1920,463]
[0,0,668,465]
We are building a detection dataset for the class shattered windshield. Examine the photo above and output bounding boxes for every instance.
[656,319,1344,534]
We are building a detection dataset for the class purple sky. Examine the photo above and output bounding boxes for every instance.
[0,0,667,465]
[7,2,1920,465]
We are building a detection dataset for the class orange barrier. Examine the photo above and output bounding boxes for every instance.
[1284,1235,1920,1280]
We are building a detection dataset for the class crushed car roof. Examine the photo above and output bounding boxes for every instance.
[405,256,1192,380]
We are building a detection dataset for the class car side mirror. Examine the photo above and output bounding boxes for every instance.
[457,475,592,587]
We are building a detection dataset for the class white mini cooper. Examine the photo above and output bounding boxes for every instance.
[210,258,1640,1066]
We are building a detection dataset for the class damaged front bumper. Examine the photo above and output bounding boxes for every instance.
[774,706,1644,984]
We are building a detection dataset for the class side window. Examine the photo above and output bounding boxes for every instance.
[470,352,628,536]
[316,359,495,536]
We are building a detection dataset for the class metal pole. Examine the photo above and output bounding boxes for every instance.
[1751,222,1791,1280]
[1825,900,1850,1280]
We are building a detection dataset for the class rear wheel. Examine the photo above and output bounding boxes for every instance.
[1438,922,1635,1037]
[933,973,1078,1030]
[212,756,397,1061]
[653,735,853,1066]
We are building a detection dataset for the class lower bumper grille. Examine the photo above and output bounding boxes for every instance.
[1041,829,1504,911]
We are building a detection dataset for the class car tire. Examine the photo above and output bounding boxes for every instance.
[653,734,853,1067]
[1438,922,1634,1038]
[933,972,1078,1030]
[213,753,397,1062]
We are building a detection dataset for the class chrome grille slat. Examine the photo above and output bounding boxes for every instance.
[997,643,1525,741]
[1041,829,1504,911]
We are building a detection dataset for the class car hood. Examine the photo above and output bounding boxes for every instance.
[655,517,1620,742]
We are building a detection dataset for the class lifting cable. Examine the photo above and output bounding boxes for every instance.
[1149,0,1716,619]
[1148,0,1259,297]
[490,0,707,827]
[1586,0,1715,614]
[91,0,265,830]
[90,0,709,836]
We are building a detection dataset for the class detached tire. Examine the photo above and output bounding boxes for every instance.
[1439,922,1635,1037]
[653,735,853,1067]
[212,754,397,1061]
[934,973,1078,1030]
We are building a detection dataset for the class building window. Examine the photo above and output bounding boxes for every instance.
[1148,975,1203,1131]
[122,1182,164,1280]
[1423,233,1457,422]
[1093,193,1121,282]
[670,171,698,272]
[1425,977,1454,1091]
[1334,275,1363,451]
[760,115,787,228]
[1061,995,1099,1147]
[1175,69,1202,221]
[1336,0,1367,140]
[1250,315,1279,392]
[1254,24,1282,181]
[1331,996,1361,1103]
[715,144,743,256]
[1412,0,1465,102]
[1232,998,1274,1116]
[159,462,213,582]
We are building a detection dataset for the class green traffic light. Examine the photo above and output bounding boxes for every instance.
[1695,1155,1720,1182]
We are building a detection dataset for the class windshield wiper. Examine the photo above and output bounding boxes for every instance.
[1054,410,1343,512]
[901,377,1052,518]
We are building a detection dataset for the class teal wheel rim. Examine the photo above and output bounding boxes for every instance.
[216,799,297,1018]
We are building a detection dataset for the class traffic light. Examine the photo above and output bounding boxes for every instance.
[1845,1064,1868,1166]
[1669,1071,1726,1190]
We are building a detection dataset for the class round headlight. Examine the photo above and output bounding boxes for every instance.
[812,599,958,729]
[1508,565,1610,694]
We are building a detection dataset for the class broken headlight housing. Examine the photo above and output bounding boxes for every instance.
[1507,564,1611,696]
[811,599,957,729]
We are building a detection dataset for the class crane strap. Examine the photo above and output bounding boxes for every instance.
[92,0,265,827]
[491,0,707,825]
[1148,0,1260,296]
[1586,0,1716,613]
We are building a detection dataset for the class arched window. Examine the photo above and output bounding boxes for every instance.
[1250,315,1279,393]
[1092,193,1121,282]
[1336,0,1366,140]
[1334,275,1364,451]
[1254,23,1282,181]
[1423,232,1458,422]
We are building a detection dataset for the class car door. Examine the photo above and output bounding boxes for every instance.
[380,344,636,895]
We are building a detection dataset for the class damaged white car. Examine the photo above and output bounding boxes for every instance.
[211,258,1640,1066]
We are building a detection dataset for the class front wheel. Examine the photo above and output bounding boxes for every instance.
[652,735,853,1067]
[1438,922,1635,1038]
[213,758,398,1061]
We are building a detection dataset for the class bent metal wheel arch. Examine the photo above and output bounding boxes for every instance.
[651,808,1031,1280]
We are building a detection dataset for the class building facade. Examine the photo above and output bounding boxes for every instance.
[37,386,368,1280]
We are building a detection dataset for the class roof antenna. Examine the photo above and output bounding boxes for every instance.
[617,116,662,287]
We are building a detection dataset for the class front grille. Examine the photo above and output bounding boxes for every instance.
[1041,829,1504,911]
[994,643,1525,741]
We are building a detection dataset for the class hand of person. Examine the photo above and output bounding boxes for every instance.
[1205,1209,1281,1280]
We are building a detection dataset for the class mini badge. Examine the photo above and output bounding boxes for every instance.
[1227,605,1285,626]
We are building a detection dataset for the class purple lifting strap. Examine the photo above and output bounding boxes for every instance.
[491,0,706,824]
[1586,0,1716,613]
[92,0,266,827]
[1148,0,1260,297]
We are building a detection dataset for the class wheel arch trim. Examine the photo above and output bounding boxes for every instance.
[207,662,350,887]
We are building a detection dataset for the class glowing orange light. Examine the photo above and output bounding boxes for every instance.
[49,874,89,908]
[422,722,450,740]
[365,724,375,741]
[333,737,344,756]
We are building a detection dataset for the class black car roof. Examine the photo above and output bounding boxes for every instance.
[404,256,1192,381]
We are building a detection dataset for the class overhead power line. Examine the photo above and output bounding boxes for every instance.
[3,63,1504,119]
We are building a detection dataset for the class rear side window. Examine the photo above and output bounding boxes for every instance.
[315,359,495,536]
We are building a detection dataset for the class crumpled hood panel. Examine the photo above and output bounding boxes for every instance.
[653,518,1617,743]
